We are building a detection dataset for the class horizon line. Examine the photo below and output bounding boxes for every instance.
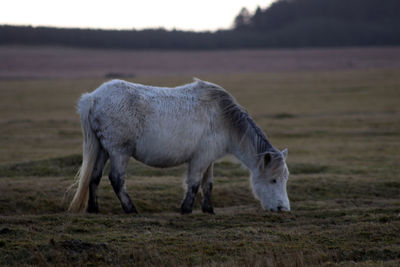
[0,23,233,33]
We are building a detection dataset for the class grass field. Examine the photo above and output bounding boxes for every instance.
[0,47,400,266]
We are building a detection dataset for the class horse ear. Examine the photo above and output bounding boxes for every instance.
[282,148,288,159]
[264,152,272,166]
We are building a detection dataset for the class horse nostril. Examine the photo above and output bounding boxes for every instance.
[277,206,283,211]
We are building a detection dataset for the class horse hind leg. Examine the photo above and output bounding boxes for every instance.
[87,148,108,213]
[108,152,137,214]
[201,163,214,214]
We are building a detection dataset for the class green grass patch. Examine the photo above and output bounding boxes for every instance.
[0,155,82,178]
[1,68,400,265]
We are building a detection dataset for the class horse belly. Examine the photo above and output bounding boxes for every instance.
[133,117,206,167]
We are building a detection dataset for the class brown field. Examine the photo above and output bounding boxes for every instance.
[1,46,400,78]
[0,46,400,266]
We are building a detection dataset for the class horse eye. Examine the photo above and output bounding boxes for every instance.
[271,179,277,184]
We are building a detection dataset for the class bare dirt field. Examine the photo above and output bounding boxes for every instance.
[1,46,400,78]
[0,46,399,266]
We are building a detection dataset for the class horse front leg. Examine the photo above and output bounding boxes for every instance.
[180,161,210,214]
[181,184,200,214]
[201,163,214,214]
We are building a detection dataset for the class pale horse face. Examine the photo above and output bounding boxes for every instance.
[252,149,290,212]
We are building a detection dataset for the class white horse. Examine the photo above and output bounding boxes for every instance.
[69,78,290,214]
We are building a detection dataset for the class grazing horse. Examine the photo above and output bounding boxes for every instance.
[68,78,290,214]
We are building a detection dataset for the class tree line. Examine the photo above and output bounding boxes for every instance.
[234,0,400,47]
[1,0,399,49]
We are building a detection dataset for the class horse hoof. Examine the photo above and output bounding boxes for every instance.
[202,206,215,215]
[180,206,193,215]
[87,207,99,213]
[123,206,138,214]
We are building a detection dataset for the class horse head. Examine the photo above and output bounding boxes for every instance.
[251,149,290,212]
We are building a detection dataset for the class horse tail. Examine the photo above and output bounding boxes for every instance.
[68,93,99,213]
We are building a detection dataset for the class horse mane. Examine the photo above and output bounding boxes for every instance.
[197,79,274,154]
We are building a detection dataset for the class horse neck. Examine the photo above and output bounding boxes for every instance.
[231,132,274,174]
